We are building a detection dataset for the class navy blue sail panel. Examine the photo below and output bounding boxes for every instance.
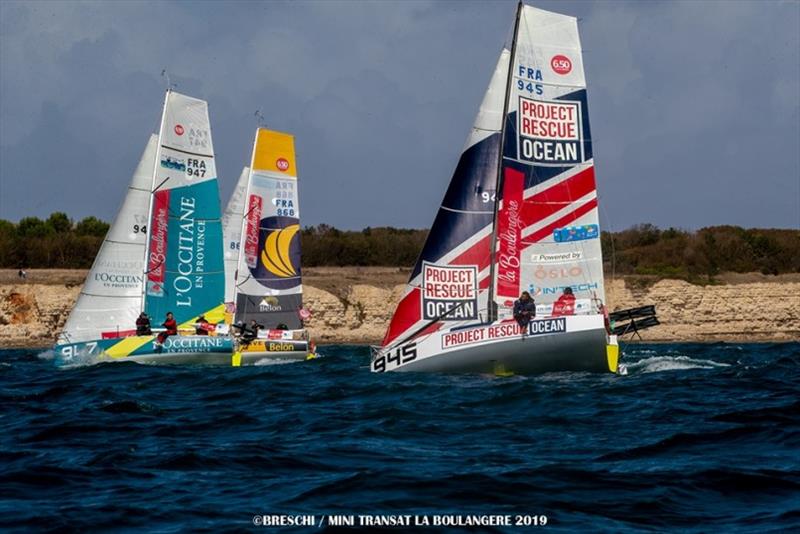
[409,133,500,280]
[499,89,593,191]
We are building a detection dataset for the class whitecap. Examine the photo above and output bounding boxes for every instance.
[626,355,731,374]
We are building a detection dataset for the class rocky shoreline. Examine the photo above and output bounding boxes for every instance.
[1,269,798,349]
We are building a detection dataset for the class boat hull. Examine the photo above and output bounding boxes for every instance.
[237,339,313,365]
[55,334,315,367]
[373,315,614,374]
[54,335,236,366]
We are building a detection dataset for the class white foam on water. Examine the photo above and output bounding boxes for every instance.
[627,355,731,374]
[254,357,299,366]
[36,349,55,361]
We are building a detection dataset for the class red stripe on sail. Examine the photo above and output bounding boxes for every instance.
[450,233,491,271]
[522,197,598,245]
[382,287,421,346]
[496,167,525,300]
[521,166,596,227]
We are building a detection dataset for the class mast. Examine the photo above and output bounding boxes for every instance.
[140,89,170,314]
[486,1,522,322]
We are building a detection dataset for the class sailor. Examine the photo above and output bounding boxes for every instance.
[552,287,576,316]
[135,312,152,335]
[155,312,177,345]
[276,323,289,331]
[241,319,264,343]
[195,315,214,336]
[513,291,536,328]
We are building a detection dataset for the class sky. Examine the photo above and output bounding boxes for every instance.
[0,0,798,231]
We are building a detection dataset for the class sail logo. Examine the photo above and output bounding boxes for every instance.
[188,128,210,150]
[496,168,525,300]
[421,263,478,321]
[146,189,170,297]
[554,224,598,243]
[528,282,598,297]
[259,296,283,312]
[550,55,572,75]
[276,158,290,172]
[243,195,263,269]
[94,272,143,289]
[533,251,583,263]
[160,156,186,172]
[518,97,583,165]
[261,224,300,278]
[174,124,184,136]
[174,195,206,308]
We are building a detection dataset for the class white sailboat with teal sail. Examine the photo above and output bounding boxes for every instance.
[372,2,619,374]
[55,90,233,365]
[221,128,315,364]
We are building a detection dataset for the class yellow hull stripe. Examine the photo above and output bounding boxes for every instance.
[106,336,155,358]
[178,303,227,330]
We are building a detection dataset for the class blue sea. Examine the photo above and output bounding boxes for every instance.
[1,343,798,532]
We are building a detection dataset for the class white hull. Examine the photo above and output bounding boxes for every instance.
[373,315,615,374]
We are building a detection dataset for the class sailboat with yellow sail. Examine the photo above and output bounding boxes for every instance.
[222,128,315,364]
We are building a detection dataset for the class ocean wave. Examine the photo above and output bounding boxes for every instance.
[625,354,731,374]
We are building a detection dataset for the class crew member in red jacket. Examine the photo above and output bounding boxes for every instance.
[156,312,178,345]
[552,287,576,316]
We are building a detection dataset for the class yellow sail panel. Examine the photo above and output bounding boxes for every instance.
[252,128,297,178]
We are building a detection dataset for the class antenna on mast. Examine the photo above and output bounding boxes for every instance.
[254,109,266,128]
[160,69,177,91]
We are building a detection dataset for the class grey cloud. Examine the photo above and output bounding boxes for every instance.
[1,0,797,231]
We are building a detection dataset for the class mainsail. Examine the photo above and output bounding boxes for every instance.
[58,134,157,343]
[222,166,249,304]
[143,91,225,325]
[383,3,605,347]
[493,4,604,317]
[233,128,303,329]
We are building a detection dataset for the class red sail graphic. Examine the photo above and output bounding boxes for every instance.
[243,194,263,269]
[146,189,170,296]
[495,167,524,300]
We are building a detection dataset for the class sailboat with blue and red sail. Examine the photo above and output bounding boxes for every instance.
[372,2,620,374]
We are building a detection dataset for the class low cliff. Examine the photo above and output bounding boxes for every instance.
[1,269,797,348]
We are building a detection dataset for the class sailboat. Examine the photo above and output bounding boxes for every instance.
[55,90,233,365]
[222,128,314,364]
[372,2,619,374]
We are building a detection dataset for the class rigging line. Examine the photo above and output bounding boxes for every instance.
[440,206,494,215]
[151,177,170,194]
[143,259,164,275]
[382,300,471,353]
[598,193,617,288]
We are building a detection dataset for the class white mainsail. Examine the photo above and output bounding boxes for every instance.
[58,134,157,343]
[221,167,249,304]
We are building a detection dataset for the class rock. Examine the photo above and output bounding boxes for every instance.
[1,270,798,348]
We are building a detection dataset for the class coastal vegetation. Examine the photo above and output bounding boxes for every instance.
[0,214,797,280]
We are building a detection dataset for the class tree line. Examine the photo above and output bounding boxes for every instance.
[1,214,798,279]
